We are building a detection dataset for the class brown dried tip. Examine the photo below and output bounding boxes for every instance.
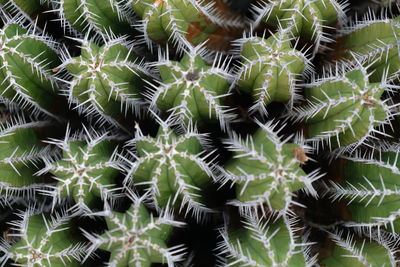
[293,147,308,164]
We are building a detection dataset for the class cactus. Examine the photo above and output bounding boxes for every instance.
[234,30,311,115]
[82,192,186,266]
[293,64,397,153]
[60,36,151,128]
[49,0,133,37]
[251,0,347,54]
[219,120,320,212]
[0,110,55,205]
[148,45,234,130]
[218,213,316,266]
[329,146,400,232]
[131,0,242,51]
[0,208,86,266]
[0,21,60,117]
[123,118,216,220]
[340,13,400,82]
[0,0,48,21]
[37,128,122,213]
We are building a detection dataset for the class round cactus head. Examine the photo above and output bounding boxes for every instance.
[220,120,320,212]
[123,117,216,221]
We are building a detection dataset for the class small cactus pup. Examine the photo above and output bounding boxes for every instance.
[340,13,400,82]
[148,45,234,131]
[131,0,242,51]
[219,120,320,212]
[0,21,60,117]
[329,146,400,232]
[60,36,151,129]
[251,0,347,54]
[319,230,396,266]
[123,118,216,221]
[38,127,122,213]
[49,0,134,38]
[294,64,396,154]
[82,192,186,266]
[218,213,316,266]
[234,30,311,115]
[0,110,55,205]
[0,208,87,266]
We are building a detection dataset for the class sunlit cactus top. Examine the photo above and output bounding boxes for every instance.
[61,37,151,127]
[123,118,216,221]
[219,120,319,212]
[82,192,186,267]
[235,30,311,115]
[0,208,87,267]
[37,127,122,213]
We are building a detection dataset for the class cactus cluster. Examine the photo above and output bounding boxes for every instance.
[3,0,400,266]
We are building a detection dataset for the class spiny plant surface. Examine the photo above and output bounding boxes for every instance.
[2,0,400,266]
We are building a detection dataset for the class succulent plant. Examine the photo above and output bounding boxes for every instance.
[0,21,60,117]
[234,30,311,115]
[82,192,186,266]
[123,118,215,220]
[340,13,400,82]
[218,213,316,266]
[294,64,397,153]
[49,0,134,37]
[37,128,122,213]
[0,208,86,266]
[60,36,151,128]
[251,0,347,54]
[148,45,234,130]
[0,0,48,21]
[131,0,242,51]
[219,120,320,212]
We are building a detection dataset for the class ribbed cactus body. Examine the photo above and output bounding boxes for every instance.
[219,215,312,266]
[0,23,60,116]
[0,0,46,18]
[125,122,214,218]
[1,211,86,266]
[296,67,392,151]
[330,150,400,231]
[83,195,185,266]
[341,15,400,82]
[220,121,318,211]
[252,0,345,52]
[39,133,121,212]
[51,0,133,37]
[0,113,53,203]
[132,0,240,50]
[236,32,309,114]
[150,49,233,130]
[62,38,149,124]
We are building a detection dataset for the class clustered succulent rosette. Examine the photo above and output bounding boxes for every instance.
[4,0,400,266]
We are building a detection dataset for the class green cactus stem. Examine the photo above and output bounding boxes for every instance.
[123,118,216,221]
[219,120,319,211]
[0,110,55,205]
[340,13,400,82]
[329,146,400,232]
[218,214,315,266]
[60,37,151,128]
[131,0,242,51]
[82,192,186,266]
[0,0,48,21]
[50,0,134,37]
[0,208,86,266]
[234,30,310,115]
[0,22,60,117]
[38,127,122,213]
[251,0,347,54]
[148,45,234,131]
[294,64,397,153]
